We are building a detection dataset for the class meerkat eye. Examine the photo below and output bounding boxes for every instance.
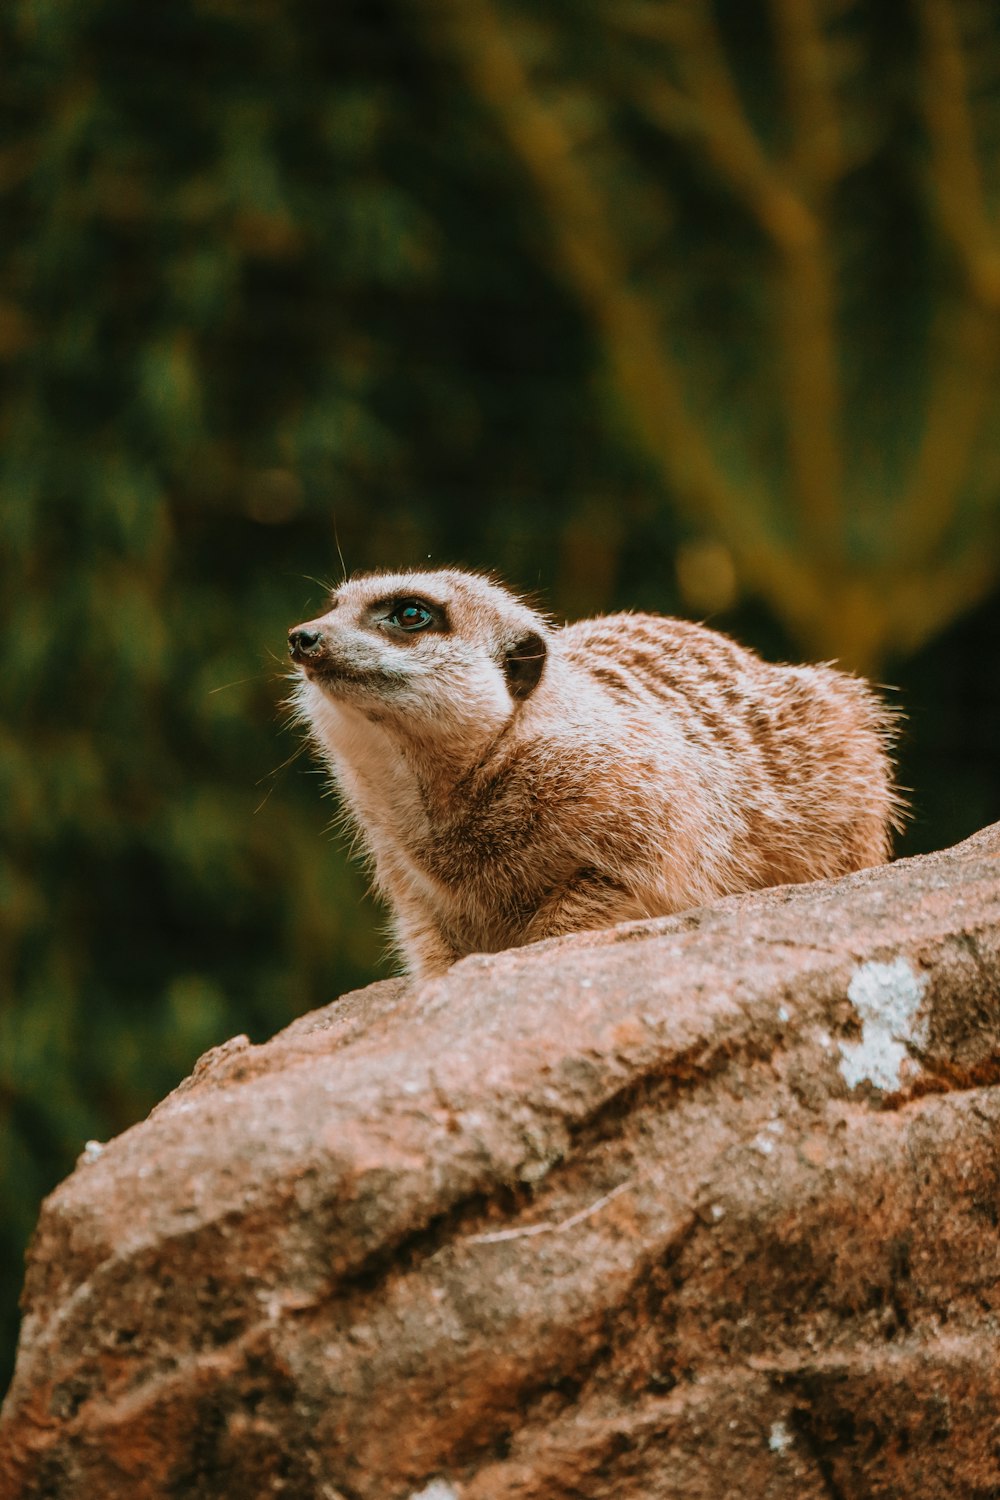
[386,598,436,631]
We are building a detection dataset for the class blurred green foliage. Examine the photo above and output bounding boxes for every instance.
[2,0,999,1391]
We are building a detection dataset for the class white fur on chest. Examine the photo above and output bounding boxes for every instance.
[304,688,426,840]
[301,682,453,910]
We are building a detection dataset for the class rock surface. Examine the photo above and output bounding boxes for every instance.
[2,825,1000,1499]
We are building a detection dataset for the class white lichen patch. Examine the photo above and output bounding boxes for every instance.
[410,1483,459,1500]
[750,1117,785,1156]
[769,1419,793,1454]
[838,957,929,1092]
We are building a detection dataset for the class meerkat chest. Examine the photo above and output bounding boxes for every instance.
[315,705,506,896]
[311,701,429,845]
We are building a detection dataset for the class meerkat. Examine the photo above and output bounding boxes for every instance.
[288,568,903,978]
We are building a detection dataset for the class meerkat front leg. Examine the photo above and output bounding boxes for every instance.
[522,869,649,946]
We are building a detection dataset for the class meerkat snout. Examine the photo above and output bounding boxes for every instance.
[287,624,326,663]
[289,566,904,979]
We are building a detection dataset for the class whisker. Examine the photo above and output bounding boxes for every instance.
[207,675,261,696]
[253,784,277,815]
[296,573,337,596]
[333,516,348,584]
[255,741,309,787]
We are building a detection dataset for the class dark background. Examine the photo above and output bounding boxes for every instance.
[3,0,1000,1391]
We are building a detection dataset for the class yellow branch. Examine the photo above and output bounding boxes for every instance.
[897,299,1000,564]
[667,3,818,251]
[768,0,843,558]
[772,0,843,188]
[782,538,999,672]
[918,0,999,295]
[414,0,823,632]
[606,3,693,47]
[660,0,843,559]
[897,0,1000,567]
[410,0,1000,673]
[885,547,1000,659]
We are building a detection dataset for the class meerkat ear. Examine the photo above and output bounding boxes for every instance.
[504,630,547,701]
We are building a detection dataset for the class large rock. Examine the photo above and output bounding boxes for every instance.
[2,826,1000,1499]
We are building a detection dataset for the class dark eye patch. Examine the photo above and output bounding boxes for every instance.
[378,596,447,633]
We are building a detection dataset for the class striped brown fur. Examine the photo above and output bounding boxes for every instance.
[289,569,904,977]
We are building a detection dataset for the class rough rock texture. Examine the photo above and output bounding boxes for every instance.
[3,826,1000,1500]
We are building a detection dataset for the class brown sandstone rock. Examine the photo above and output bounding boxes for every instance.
[2,825,1000,1499]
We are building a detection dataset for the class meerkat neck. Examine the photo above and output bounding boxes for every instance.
[386,717,514,816]
[320,698,510,838]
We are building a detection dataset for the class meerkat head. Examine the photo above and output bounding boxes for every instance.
[288,569,548,741]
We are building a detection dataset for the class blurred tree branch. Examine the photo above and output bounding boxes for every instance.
[414,0,1000,673]
[899,0,1000,569]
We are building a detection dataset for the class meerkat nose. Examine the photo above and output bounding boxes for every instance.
[288,625,325,662]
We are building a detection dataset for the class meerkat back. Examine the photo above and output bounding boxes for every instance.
[558,611,903,895]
